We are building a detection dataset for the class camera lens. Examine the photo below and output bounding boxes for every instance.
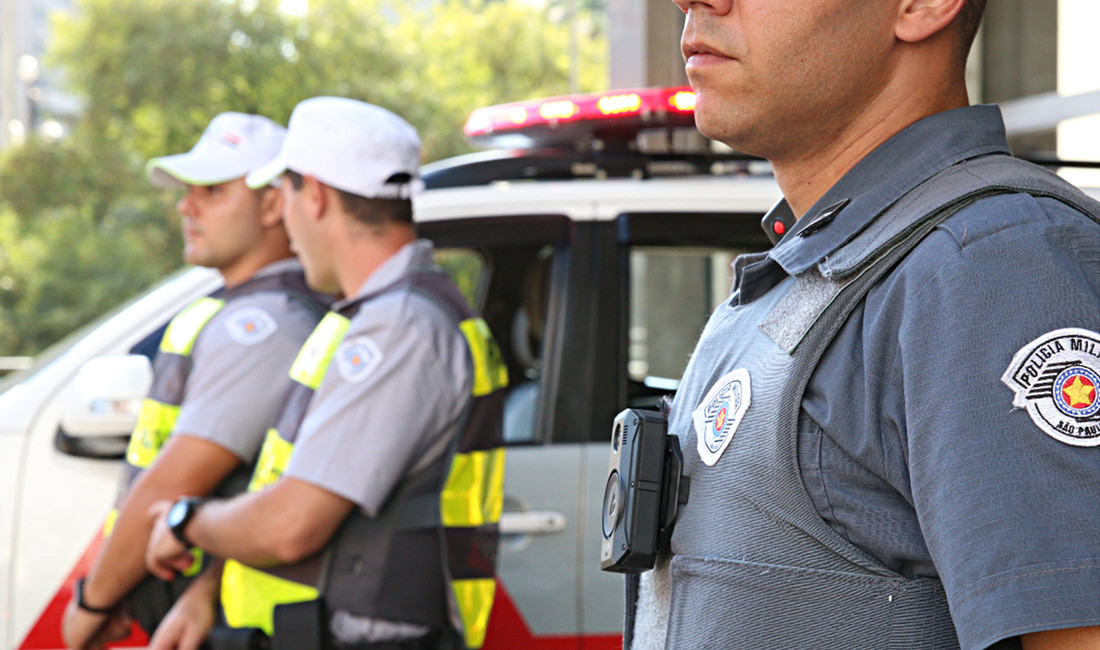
[602,470,622,539]
[612,422,622,451]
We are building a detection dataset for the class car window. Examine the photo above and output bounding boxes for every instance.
[425,216,569,447]
[434,248,488,311]
[627,246,748,400]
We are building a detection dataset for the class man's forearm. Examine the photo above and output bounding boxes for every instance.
[182,477,356,567]
[186,559,224,600]
[83,435,240,607]
[82,472,172,608]
[182,491,289,566]
[1021,625,1100,649]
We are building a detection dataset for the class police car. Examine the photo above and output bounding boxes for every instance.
[3,87,1092,649]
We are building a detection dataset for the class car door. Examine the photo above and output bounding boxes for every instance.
[424,215,592,647]
[575,210,772,646]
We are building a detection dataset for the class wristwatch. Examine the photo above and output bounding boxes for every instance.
[74,577,114,614]
[166,496,205,546]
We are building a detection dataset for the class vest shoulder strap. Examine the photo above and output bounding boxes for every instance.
[339,269,474,324]
[821,154,1100,280]
[220,268,332,318]
[762,154,1100,354]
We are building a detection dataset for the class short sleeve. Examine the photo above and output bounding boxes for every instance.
[173,292,321,462]
[283,292,472,516]
[896,195,1100,649]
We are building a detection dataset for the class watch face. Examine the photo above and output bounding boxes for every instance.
[167,499,189,529]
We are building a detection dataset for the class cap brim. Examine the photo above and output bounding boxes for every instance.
[245,154,288,189]
[145,152,248,188]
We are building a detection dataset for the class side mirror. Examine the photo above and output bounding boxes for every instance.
[56,355,152,459]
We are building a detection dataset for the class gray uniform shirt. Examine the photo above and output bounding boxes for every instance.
[284,240,472,517]
[175,258,322,462]
[742,105,1100,649]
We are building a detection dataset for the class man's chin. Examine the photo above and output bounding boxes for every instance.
[183,250,216,270]
[694,111,767,158]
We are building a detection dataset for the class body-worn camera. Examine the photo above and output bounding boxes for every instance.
[600,408,690,573]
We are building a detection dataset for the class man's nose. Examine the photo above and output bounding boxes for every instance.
[177,188,198,216]
[671,0,732,15]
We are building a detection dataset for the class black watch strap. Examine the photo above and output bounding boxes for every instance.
[169,496,205,546]
[74,577,114,614]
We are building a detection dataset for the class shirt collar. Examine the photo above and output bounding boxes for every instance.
[252,257,304,278]
[765,104,1012,277]
[335,239,436,309]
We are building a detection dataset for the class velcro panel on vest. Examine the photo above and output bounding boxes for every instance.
[666,554,957,649]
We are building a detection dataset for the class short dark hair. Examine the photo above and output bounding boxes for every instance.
[956,0,987,60]
[284,170,414,230]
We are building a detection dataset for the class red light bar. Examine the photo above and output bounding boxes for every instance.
[465,86,696,143]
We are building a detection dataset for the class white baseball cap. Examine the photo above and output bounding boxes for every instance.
[246,96,423,199]
[146,112,287,188]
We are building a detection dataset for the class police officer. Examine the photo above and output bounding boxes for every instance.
[144,97,507,650]
[629,0,1100,648]
[62,113,331,649]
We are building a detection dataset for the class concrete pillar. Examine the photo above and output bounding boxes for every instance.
[980,0,1059,153]
[1,0,21,149]
[608,0,687,89]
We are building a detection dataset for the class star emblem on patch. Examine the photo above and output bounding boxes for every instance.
[225,307,277,345]
[1002,328,1100,447]
[693,368,751,466]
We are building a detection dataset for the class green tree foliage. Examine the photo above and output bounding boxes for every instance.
[0,0,607,357]
[394,0,609,158]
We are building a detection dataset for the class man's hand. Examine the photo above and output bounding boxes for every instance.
[61,596,130,650]
[148,564,221,650]
[146,500,195,581]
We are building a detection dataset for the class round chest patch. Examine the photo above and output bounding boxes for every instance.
[1002,328,1100,447]
[335,336,383,383]
[693,368,751,466]
[225,307,277,345]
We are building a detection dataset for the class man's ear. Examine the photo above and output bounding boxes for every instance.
[895,0,966,44]
[258,186,284,228]
[302,174,328,222]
